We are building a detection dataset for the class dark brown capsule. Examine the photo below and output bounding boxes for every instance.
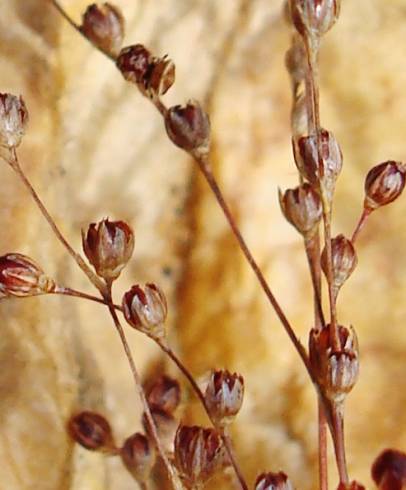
[0,93,29,148]
[68,411,116,452]
[121,432,156,483]
[372,448,406,490]
[80,3,124,56]
[116,44,152,85]
[364,161,406,211]
[255,471,294,490]
[146,375,181,414]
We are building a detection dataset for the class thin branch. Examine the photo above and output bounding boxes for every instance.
[351,208,371,244]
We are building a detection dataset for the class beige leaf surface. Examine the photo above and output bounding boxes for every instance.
[1,1,406,489]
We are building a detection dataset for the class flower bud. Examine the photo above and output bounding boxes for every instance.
[255,471,294,490]
[364,161,406,211]
[68,411,116,452]
[165,100,210,156]
[82,218,134,281]
[122,283,167,339]
[288,0,341,38]
[0,253,55,298]
[293,129,343,200]
[116,45,175,96]
[279,183,322,238]
[321,234,357,298]
[309,325,359,403]
[174,425,229,488]
[80,3,124,56]
[0,93,29,148]
[204,370,244,426]
[142,407,177,452]
[121,432,156,484]
[146,375,181,414]
[372,449,406,490]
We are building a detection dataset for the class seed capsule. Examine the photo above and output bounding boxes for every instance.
[165,100,210,156]
[372,449,406,490]
[364,161,406,211]
[279,183,322,238]
[80,3,124,56]
[309,325,359,403]
[0,93,29,148]
[321,234,357,298]
[82,218,134,281]
[204,370,244,426]
[146,375,181,414]
[293,129,343,201]
[288,0,341,38]
[121,432,156,484]
[68,411,116,453]
[0,253,55,298]
[142,407,177,452]
[122,283,167,339]
[255,471,294,490]
[174,425,229,488]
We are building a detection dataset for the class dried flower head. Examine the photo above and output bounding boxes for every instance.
[146,375,181,414]
[288,0,341,38]
[255,471,294,490]
[364,161,406,211]
[82,218,134,281]
[121,432,156,484]
[293,129,343,201]
[142,407,177,452]
[0,93,29,148]
[371,448,406,490]
[309,325,359,403]
[0,253,55,298]
[165,100,210,156]
[174,425,229,488]
[68,411,116,452]
[122,283,167,339]
[321,234,358,298]
[80,3,124,56]
[116,45,175,97]
[279,183,322,238]
[204,370,244,426]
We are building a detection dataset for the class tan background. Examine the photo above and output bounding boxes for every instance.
[1,0,406,489]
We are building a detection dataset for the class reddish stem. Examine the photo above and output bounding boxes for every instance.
[351,208,372,244]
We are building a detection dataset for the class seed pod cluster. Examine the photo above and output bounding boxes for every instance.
[116,44,175,97]
[0,253,55,298]
[0,93,29,148]
[309,325,359,403]
[80,3,124,56]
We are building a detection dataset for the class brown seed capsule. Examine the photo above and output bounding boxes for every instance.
[121,432,156,484]
[309,324,359,403]
[204,370,244,426]
[165,100,210,156]
[371,449,406,490]
[82,218,134,281]
[117,44,152,85]
[255,471,294,490]
[68,411,116,452]
[293,129,343,200]
[148,56,176,96]
[288,0,341,38]
[321,234,357,298]
[122,283,167,339]
[146,375,181,414]
[364,161,406,211]
[0,93,29,148]
[0,253,55,298]
[337,482,366,490]
[142,407,178,452]
[279,183,322,238]
[174,425,229,488]
[80,3,124,56]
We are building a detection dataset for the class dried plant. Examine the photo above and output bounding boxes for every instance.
[1,1,406,489]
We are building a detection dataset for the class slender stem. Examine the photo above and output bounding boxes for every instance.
[53,285,123,309]
[351,208,371,244]
[304,232,325,330]
[318,404,329,490]
[105,287,183,490]
[7,150,106,294]
[331,405,349,486]
[156,340,248,490]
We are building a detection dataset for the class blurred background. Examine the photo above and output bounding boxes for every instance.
[1,0,406,488]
